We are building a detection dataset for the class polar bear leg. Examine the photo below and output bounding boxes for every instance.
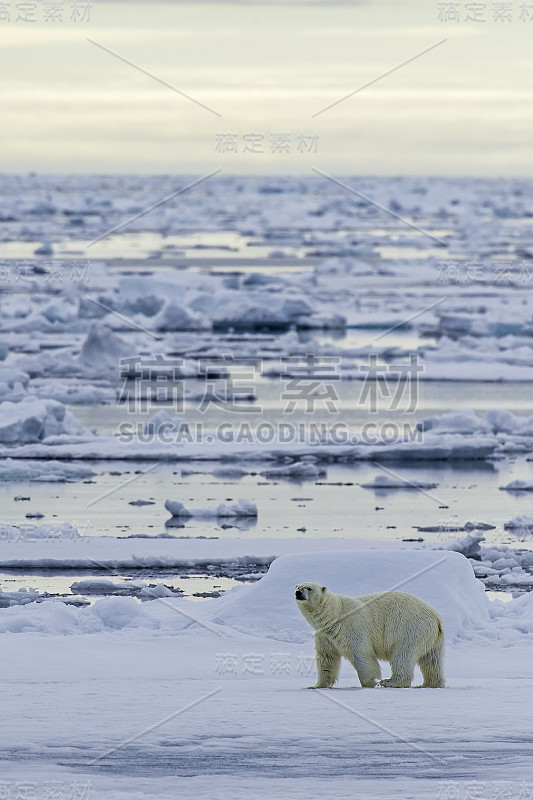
[309,632,341,688]
[418,633,445,688]
[380,646,415,688]
[349,653,381,688]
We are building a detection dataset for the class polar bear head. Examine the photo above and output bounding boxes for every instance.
[295,582,327,609]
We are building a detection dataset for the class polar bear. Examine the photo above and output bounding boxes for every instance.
[295,582,445,689]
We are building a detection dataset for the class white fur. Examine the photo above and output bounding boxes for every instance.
[295,582,445,689]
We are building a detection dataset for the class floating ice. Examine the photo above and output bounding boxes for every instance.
[0,397,84,444]
[260,462,326,479]
[360,475,438,489]
[78,323,131,371]
[153,301,211,331]
[434,529,485,559]
[504,515,533,531]
[0,522,82,541]
[499,480,533,491]
[0,458,95,482]
[0,366,29,401]
[418,408,533,436]
[164,498,258,518]
[0,587,42,607]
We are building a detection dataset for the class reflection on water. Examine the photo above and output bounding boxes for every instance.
[0,570,256,604]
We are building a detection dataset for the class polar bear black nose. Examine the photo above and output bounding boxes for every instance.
[295,590,303,600]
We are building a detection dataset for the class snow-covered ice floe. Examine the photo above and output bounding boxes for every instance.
[259,461,326,479]
[0,522,84,541]
[0,457,95,482]
[500,479,533,491]
[0,428,500,463]
[164,498,258,518]
[418,409,533,436]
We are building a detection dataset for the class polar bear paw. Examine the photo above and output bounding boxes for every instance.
[379,677,412,688]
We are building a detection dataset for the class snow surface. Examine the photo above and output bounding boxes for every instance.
[1,547,533,799]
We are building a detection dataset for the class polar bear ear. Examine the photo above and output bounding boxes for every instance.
[321,585,327,593]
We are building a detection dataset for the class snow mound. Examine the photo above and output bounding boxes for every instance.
[0,397,84,444]
[360,475,438,490]
[164,498,258,518]
[212,550,489,642]
[0,594,198,634]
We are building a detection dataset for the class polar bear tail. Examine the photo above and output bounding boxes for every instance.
[418,621,445,688]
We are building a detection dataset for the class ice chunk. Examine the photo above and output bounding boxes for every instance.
[435,529,485,558]
[0,587,41,607]
[500,480,533,491]
[42,299,79,325]
[78,323,130,371]
[0,458,95,482]
[504,515,533,532]
[261,462,326,479]
[70,579,149,595]
[153,301,211,331]
[165,498,258,518]
[0,366,29,401]
[0,397,84,443]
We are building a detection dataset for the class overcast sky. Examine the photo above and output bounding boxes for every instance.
[0,0,532,175]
